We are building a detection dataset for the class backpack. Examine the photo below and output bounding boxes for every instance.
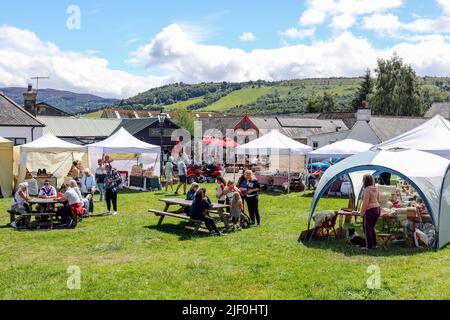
[240,212,251,229]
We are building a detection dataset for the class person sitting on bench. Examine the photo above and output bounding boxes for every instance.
[10,182,32,228]
[189,188,224,236]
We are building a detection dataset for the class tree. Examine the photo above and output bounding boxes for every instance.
[175,108,195,135]
[305,97,321,113]
[352,69,373,110]
[369,53,425,116]
[321,91,335,112]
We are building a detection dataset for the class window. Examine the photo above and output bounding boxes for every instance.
[6,138,27,146]
[313,142,319,150]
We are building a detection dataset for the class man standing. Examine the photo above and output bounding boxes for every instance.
[175,155,187,195]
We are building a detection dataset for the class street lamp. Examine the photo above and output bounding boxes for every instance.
[158,111,167,177]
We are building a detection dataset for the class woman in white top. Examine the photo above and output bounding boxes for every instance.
[10,182,31,228]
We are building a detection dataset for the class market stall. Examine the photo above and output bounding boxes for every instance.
[0,137,13,198]
[374,115,450,159]
[88,128,161,188]
[306,148,450,250]
[19,134,88,191]
[236,130,312,193]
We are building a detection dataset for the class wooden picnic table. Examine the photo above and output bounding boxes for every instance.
[159,198,230,227]
[9,198,65,230]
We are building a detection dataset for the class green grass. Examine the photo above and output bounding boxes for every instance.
[0,186,448,300]
[81,110,103,118]
[163,97,205,111]
[201,87,272,111]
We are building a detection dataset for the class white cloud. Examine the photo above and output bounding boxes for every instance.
[299,0,403,26]
[0,25,171,98]
[129,23,450,83]
[279,27,316,39]
[239,32,256,42]
[362,13,401,34]
[436,0,450,15]
[403,16,450,33]
[330,14,356,30]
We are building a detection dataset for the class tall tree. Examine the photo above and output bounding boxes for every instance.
[321,91,335,112]
[369,53,425,116]
[352,69,373,110]
[175,108,195,135]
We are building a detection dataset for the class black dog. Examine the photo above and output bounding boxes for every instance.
[348,228,366,247]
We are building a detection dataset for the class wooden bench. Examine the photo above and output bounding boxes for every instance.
[8,210,57,230]
[149,209,205,234]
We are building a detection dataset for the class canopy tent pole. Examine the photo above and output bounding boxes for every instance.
[288,150,291,194]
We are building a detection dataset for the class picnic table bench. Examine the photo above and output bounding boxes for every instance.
[7,198,64,230]
[149,198,231,233]
[149,209,205,234]
[8,210,57,230]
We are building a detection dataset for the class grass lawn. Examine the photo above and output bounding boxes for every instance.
[201,87,272,112]
[0,184,448,300]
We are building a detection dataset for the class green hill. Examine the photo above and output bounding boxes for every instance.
[82,76,450,117]
[201,87,272,111]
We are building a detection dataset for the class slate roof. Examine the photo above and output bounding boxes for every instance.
[425,103,450,119]
[0,92,45,126]
[38,116,122,138]
[368,116,428,141]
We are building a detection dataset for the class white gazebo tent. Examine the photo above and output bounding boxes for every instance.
[88,128,161,180]
[374,115,450,159]
[236,130,312,192]
[20,133,88,186]
[307,139,373,160]
[307,149,450,250]
[0,137,14,198]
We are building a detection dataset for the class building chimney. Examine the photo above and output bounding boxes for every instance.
[23,84,37,116]
[356,100,371,122]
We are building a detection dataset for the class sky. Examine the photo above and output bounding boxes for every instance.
[1,0,450,98]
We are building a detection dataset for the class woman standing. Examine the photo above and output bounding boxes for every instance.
[164,156,175,193]
[95,159,106,202]
[104,164,122,216]
[242,170,261,226]
[360,174,381,250]
[81,168,96,215]
[189,188,223,236]
[215,176,227,205]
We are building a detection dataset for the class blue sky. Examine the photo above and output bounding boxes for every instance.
[1,0,450,97]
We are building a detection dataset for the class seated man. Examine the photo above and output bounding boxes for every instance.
[36,179,58,214]
[10,182,32,228]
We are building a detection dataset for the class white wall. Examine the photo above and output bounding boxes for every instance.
[307,130,349,149]
[346,121,381,145]
[0,126,44,145]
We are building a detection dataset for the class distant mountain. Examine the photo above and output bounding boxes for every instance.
[0,87,119,114]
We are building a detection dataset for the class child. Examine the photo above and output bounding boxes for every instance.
[389,193,402,208]
[216,176,226,204]
[230,192,243,231]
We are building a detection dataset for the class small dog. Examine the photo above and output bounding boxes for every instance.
[348,228,366,247]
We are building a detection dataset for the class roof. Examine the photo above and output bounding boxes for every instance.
[425,103,450,119]
[38,116,122,138]
[38,116,181,139]
[368,116,428,141]
[0,92,45,127]
[36,102,72,117]
[318,112,357,128]
[200,117,242,134]
[118,118,180,135]
[254,116,348,140]
[101,108,226,120]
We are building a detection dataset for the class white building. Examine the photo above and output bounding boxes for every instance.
[0,91,44,145]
